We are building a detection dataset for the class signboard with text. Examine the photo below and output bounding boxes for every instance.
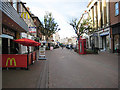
[2,54,27,68]
[29,27,36,33]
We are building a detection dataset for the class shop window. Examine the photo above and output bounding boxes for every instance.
[114,35,119,52]
[115,2,119,16]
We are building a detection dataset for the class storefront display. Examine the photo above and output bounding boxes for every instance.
[114,35,119,52]
[99,29,110,51]
[1,26,19,54]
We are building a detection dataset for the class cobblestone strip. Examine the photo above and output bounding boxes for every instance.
[36,60,49,88]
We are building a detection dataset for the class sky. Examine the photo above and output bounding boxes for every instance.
[22,0,89,39]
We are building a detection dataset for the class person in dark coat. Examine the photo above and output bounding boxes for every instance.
[70,44,73,51]
[91,42,95,50]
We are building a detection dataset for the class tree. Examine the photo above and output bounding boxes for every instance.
[40,12,60,40]
[81,15,95,34]
[69,14,94,39]
[69,18,86,39]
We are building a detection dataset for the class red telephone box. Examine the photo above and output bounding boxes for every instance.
[78,38,86,54]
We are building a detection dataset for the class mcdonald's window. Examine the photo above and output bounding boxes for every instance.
[115,2,119,16]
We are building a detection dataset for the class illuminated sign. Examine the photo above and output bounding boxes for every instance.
[21,12,30,19]
[29,27,36,33]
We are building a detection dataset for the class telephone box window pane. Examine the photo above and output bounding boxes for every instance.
[80,42,82,53]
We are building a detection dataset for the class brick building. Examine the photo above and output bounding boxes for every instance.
[110,0,120,53]
[32,15,43,41]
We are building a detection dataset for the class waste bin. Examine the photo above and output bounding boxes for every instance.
[94,47,99,54]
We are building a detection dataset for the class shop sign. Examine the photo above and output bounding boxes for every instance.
[2,54,27,68]
[21,33,27,38]
[6,58,16,66]
[21,12,30,19]
[2,28,15,37]
[29,27,36,33]
[38,46,47,60]
[100,31,109,36]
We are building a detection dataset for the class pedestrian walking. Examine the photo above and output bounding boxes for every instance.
[91,41,94,50]
[61,45,64,49]
[70,44,72,51]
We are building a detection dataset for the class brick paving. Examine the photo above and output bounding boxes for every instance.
[2,48,118,88]
[2,51,48,88]
[47,48,118,88]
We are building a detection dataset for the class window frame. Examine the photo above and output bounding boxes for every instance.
[115,2,119,16]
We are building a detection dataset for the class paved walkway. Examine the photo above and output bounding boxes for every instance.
[47,48,118,88]
[2,51,48,88]
[2,48,118,88]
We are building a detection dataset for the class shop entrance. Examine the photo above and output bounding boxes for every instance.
[113,34,119,53]
[2,38,19,54]
[2,38,8,54]
[102,35,109,51]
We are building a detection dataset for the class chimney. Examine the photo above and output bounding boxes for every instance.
[27,7,30,11]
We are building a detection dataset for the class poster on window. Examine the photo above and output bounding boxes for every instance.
[29,27,36,33]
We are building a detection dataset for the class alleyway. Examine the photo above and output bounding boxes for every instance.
[47,48,118,88]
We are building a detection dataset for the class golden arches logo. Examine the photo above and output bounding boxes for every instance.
[6,58,16,66]
[21,12,30,19]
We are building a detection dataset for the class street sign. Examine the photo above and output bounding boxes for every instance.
[38,46,47,60]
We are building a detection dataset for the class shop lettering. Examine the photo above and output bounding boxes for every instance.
[6,58,16,66]
[21,12,30,19]
[3,28,15,37]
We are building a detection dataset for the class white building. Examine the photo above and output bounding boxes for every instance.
[53,32,60,45]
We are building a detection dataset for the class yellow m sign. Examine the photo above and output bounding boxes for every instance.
[21,12,30,19]
[6,58,16,66]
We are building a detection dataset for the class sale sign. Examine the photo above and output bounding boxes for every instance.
[33,51,36,61]
[29,27,36,33]
[2,54,27,68]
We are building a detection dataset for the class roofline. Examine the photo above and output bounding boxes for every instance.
[32,16,43,25]
[87,0,93,8]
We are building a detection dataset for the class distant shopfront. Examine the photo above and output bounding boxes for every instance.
[111,23,120,53]
[99,28,110,51]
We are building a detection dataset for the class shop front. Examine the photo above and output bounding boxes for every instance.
[89,33,98,49]
[1,1,39,69]
[1,25,19,54]
[111,23,120,53]
[99,28,110,51]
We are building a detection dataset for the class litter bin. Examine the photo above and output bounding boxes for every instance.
[94,47,99,54]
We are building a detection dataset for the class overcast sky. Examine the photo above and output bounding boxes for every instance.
[22,0,89,39]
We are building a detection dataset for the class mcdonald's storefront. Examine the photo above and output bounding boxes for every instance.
[1,25,37,69]
[1,2,38,69]
[1,11,31,69]
[1,25,19,54]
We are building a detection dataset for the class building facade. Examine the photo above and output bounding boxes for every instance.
[110,0,120,53]
[32,15,43,41]
[0,0,28,54]
[18,2,37,53]
[87,0,111,51]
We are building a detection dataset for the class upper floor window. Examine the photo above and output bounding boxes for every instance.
[115,2,119,16]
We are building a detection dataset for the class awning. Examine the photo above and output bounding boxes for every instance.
[100,32,109,36]
[0,34,14,39]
